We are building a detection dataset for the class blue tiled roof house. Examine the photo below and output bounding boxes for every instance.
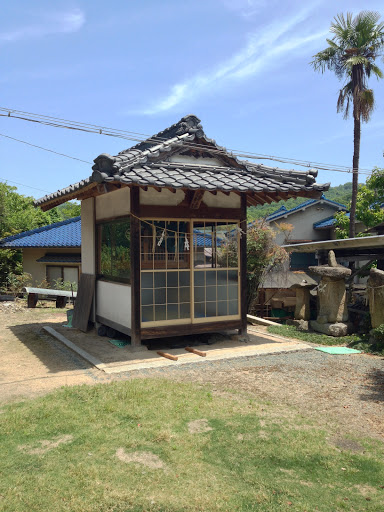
[0,217,81,286]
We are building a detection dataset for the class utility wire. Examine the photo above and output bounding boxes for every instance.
[0,133,92,164]
[0,176,51,194]
[0,106,375,176]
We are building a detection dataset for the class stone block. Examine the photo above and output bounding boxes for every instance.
[286,319,309,331]
[310,320,349,337]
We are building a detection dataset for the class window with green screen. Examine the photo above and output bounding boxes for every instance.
[99,219,131,283]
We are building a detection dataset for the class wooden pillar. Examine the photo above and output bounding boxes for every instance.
[239,193,248,335]
[130,186,142,349]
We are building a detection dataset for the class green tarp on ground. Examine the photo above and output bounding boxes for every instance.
[108,339,129,348]
[315,346,361,355]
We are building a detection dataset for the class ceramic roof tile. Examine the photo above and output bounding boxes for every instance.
[0,217,81,248]
[266,194,347,222]
[35,114,329,209]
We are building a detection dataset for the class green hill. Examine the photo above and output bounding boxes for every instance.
[247,182,353,221]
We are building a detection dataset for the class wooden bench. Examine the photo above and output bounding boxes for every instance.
[23,287,77,308]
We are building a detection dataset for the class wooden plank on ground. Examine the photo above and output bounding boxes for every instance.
[185,347,206,357]
[72,273,96,332]
[157,351,178,361]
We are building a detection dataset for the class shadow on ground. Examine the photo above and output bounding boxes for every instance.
[8,321,93,374]
[361,368,384,403]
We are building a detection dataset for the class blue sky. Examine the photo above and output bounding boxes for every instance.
[1,0,384,199]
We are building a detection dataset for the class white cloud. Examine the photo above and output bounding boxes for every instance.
[0,8,85,43]
[219,0,268,18]
[141,5,326,115]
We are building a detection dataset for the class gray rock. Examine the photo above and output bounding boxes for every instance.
[310,320,350,337]
[286,319,309,331]
[308,266,351,279]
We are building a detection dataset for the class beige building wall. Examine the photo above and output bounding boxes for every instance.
[140,187,184,206]
[81,198,95,274]
[22,248,81,286]
[271,202,345,245]
[140,187,240,209]
[96,187,130,220]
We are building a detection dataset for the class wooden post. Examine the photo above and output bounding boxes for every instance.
[130,186,142,349]
[27,293,38,308]
[239,193,248,335]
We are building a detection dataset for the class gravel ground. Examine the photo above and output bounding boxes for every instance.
[117,349,384,441]
[1,305,383,442]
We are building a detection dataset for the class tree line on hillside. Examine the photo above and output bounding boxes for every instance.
[247,182,353,221]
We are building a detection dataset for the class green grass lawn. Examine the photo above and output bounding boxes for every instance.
[1,379,383,511]
[267,324,384,355]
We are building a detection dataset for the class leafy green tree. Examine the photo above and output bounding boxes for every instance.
[312,11,384,238]
[247,184,353,222]
[246,221,289,312]
[335,167,384,238]
[0,183,60,286]
[57,201,81,220]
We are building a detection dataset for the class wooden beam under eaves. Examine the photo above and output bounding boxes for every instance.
[253,192,268,204]
[190,189,205,209]
[247,195,259,207]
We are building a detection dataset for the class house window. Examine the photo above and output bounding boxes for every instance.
[290,252,317,270]
[47,266,79,288]
[98,219,131,283]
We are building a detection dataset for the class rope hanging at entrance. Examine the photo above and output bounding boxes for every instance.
[128,212,243,253]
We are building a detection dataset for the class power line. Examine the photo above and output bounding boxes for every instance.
[0,106,375,176]
[0,177,51,194]
[0,132,92,164]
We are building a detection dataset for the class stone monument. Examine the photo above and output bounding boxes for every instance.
[367,268,384,328]
[287,279,316,331]
[309,250,351,336]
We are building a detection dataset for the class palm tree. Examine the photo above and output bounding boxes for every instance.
[312,11,384,238]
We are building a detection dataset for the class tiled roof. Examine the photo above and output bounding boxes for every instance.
[266,194,346,222]
[193,229,224,247]
[36,254,81,263]
[0,217,81,248]
[35,115,329,209]
[313,212,350,229]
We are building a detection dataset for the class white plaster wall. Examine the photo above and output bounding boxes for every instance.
[95,187,130,220]
[81,198,95,274]
[96,280,131,328]
[271,203,343,245]
[140,187,240,209]
[169,155,224,166]
[140,187,184,206]
[202,191,240,209]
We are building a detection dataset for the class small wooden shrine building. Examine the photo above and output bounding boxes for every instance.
[35,115,328,349]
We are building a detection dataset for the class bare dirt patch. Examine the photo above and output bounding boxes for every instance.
[330,437,364,453]
[0,307,104,403]
[187,419,213,434]
[354,484,378,497]
[115,448,166,469]
[18,434,73,455]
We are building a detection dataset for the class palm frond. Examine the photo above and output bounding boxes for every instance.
[370,62,384,79]
[359,89,375,122]
[310,47,338,72]
[337,83,353,119]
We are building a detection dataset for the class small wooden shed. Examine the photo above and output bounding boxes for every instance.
[35,115,328,349]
